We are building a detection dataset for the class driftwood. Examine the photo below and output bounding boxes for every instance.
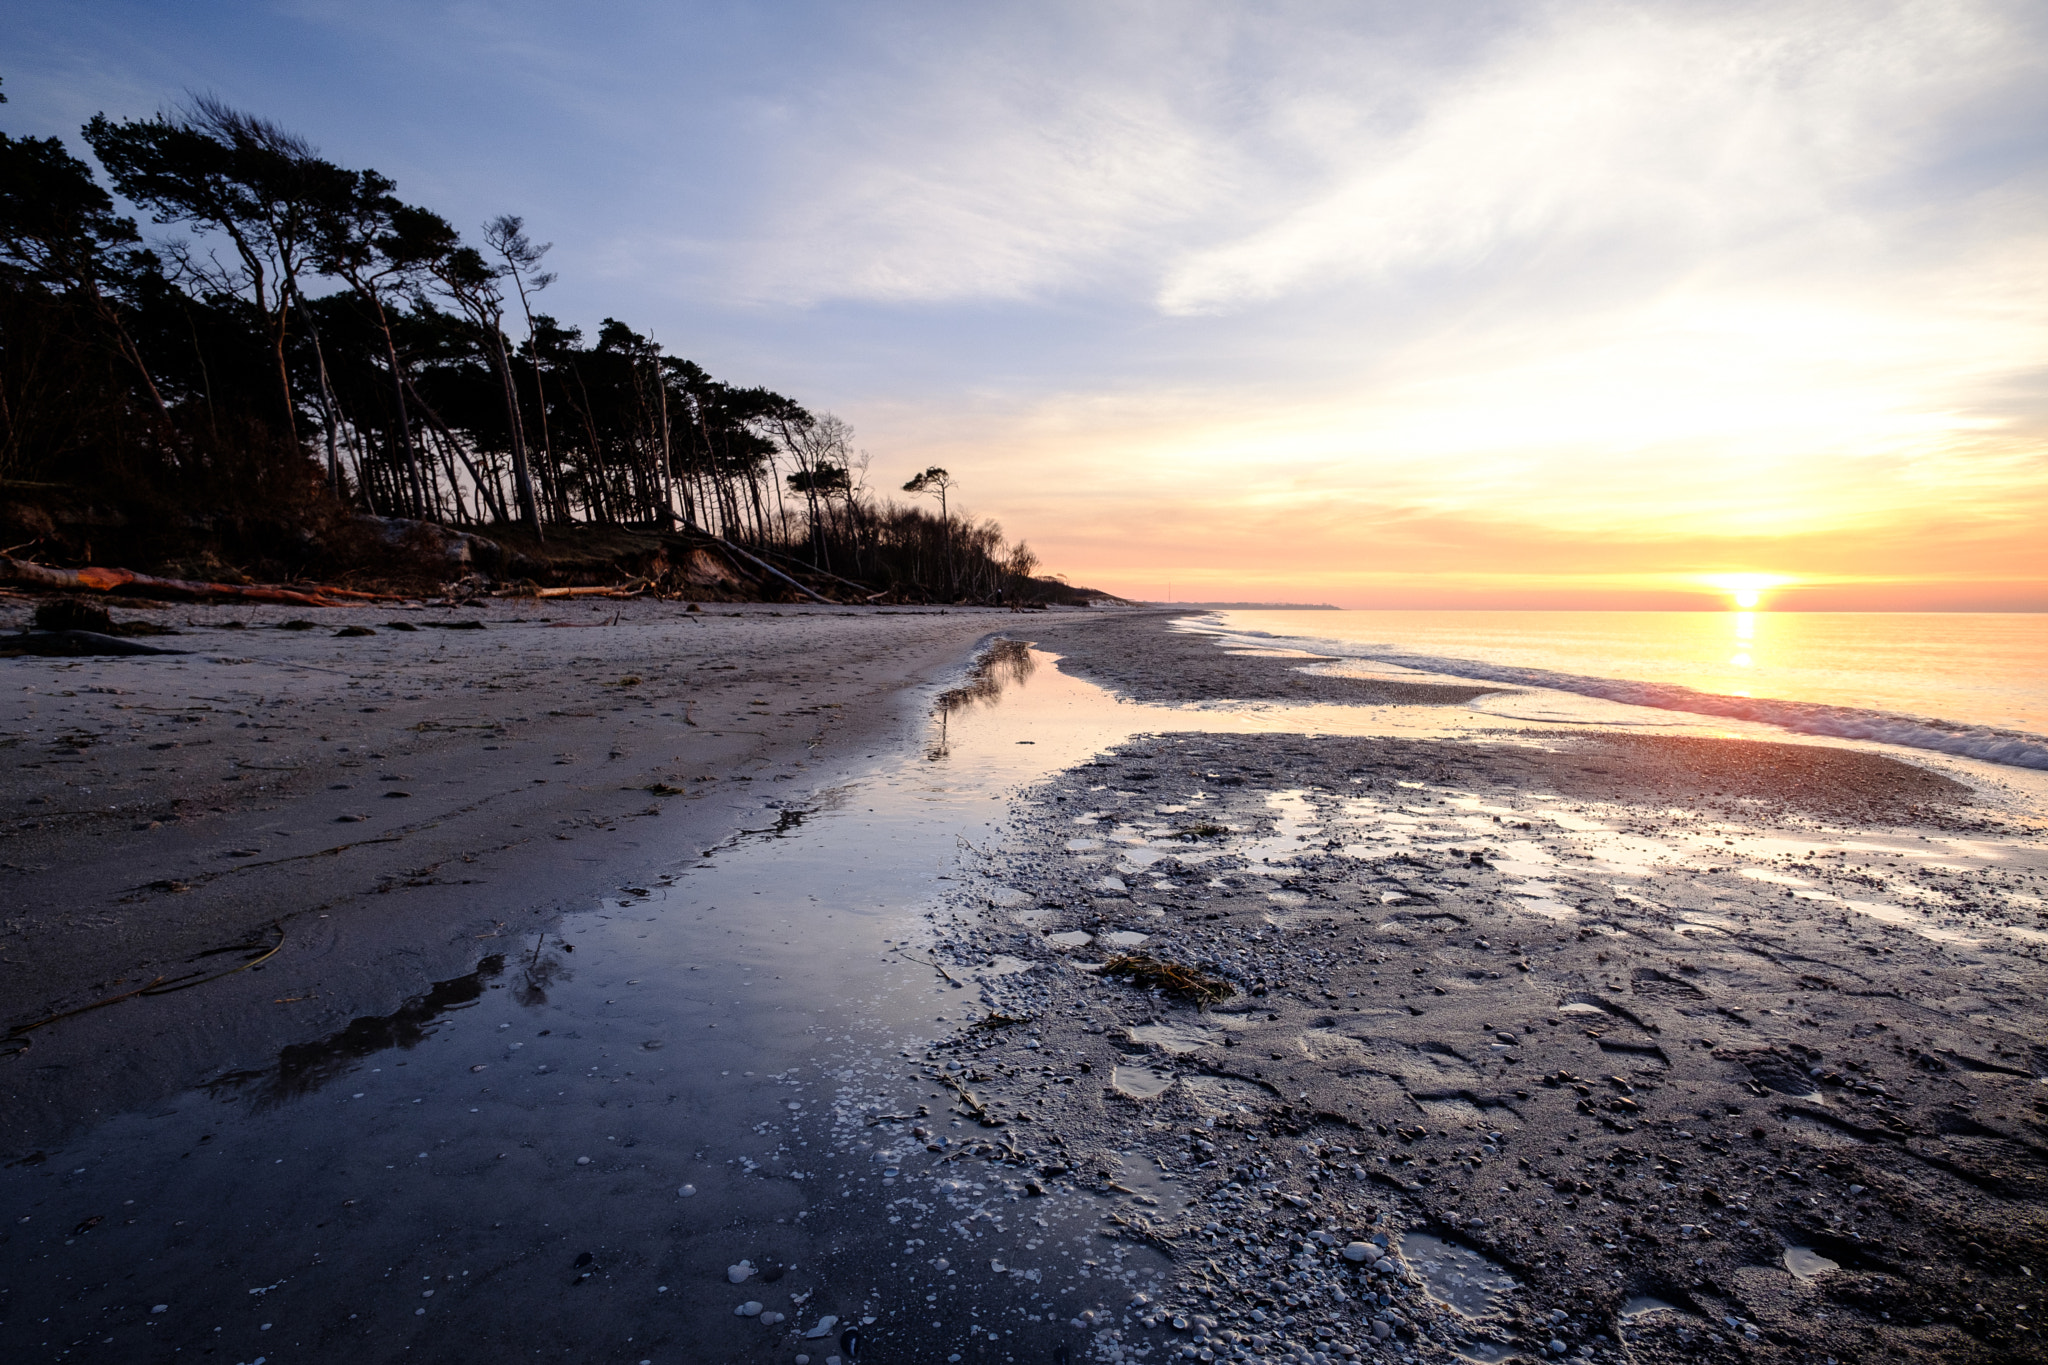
[493,580,650,600]
[753,544,882,598]
[0,557,395,608]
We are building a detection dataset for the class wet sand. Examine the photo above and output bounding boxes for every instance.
[930,617,2048,1364]
[3,607,2045,1365]
[0,599,1026,1142]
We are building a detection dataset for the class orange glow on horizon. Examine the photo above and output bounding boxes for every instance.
[1701,574,1791,611]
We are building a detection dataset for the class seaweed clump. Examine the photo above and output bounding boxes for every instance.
[1101,953,1235,1007]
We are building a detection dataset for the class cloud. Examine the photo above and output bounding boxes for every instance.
[10,0,2042,606]
[1155,0,2042,314]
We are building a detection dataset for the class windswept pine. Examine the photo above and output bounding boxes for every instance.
[0,84,1058,602]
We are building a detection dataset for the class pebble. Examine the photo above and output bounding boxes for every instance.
[736,1301,763,1317]
[575,1156,590,1165]
[729,1261,755,1284]
[804,1314,840,1338]
[1343,1243,1372,1262]
[677,1184,697,1197]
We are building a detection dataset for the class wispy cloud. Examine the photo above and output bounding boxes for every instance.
[7,0,2043,603]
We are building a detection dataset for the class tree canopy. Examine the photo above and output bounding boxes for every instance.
[0,87,1054,602]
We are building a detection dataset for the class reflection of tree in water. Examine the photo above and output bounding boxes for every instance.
[514,947,572,1008]
[929,639,1035,760]
[205,954,512,1109]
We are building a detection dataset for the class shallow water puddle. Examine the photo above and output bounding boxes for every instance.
[1398,1232,1518,1317]
[1110,1064,1177,1099]
[1782,1246,1841,1279]
[1181,1074,1272,1115]
[1127,1020,1220,1054]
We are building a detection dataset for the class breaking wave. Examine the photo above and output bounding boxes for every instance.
[1188,622,2048,771]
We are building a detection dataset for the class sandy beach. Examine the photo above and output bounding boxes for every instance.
[2,607,2044,1365]
[0,599,1022,1141]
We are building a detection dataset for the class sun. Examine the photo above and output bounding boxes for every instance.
[1702,573,1789,610]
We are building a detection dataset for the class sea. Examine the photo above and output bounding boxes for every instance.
[1192,610,2048,771]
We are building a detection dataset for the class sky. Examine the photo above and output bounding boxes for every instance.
[5,0,2046,608]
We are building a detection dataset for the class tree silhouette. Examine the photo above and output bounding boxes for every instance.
[1,82,1072,603]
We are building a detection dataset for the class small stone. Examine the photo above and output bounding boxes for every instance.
[729,1261,755,1284]
[1550,1340,1567,1355]
[1343,1242,1372,1262]
[804,1314,839,1338]
[677,1184,697,1197]
[575,1156,591,1165]
[736,1301,763,1317]
[151,1305,167,1314]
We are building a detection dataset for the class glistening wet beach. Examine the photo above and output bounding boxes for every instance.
[4,610,2045,1365]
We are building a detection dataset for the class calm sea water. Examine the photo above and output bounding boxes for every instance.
[1201,610,2048,769]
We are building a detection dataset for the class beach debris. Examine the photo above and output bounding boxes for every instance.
[0,555,399,607]
[31,598,172,635]
[493,580,651,600]
[1099,952,1235,1006]
[938,1072,1006,1127]
[8,596,187,654]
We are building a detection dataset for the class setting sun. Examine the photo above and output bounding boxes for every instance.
[1703,573,1791,610]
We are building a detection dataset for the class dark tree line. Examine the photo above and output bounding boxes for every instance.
[0,83,1049,600]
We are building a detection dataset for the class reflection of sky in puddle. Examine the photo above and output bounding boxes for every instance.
[1182,1074,1272,1115]
[1127,1020,1217,1054]
[1108,1151,1196,1218]
[1398,1232,1518,1317]
[1783,1246,1841,1279]
[1110,1064,1176,1098]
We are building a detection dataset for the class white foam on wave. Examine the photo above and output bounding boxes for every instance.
[1183,621,2048,771]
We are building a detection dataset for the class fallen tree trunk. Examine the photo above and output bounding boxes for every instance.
[0,557,393,608]
[678,527,834,606]
[494,581,650,600]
